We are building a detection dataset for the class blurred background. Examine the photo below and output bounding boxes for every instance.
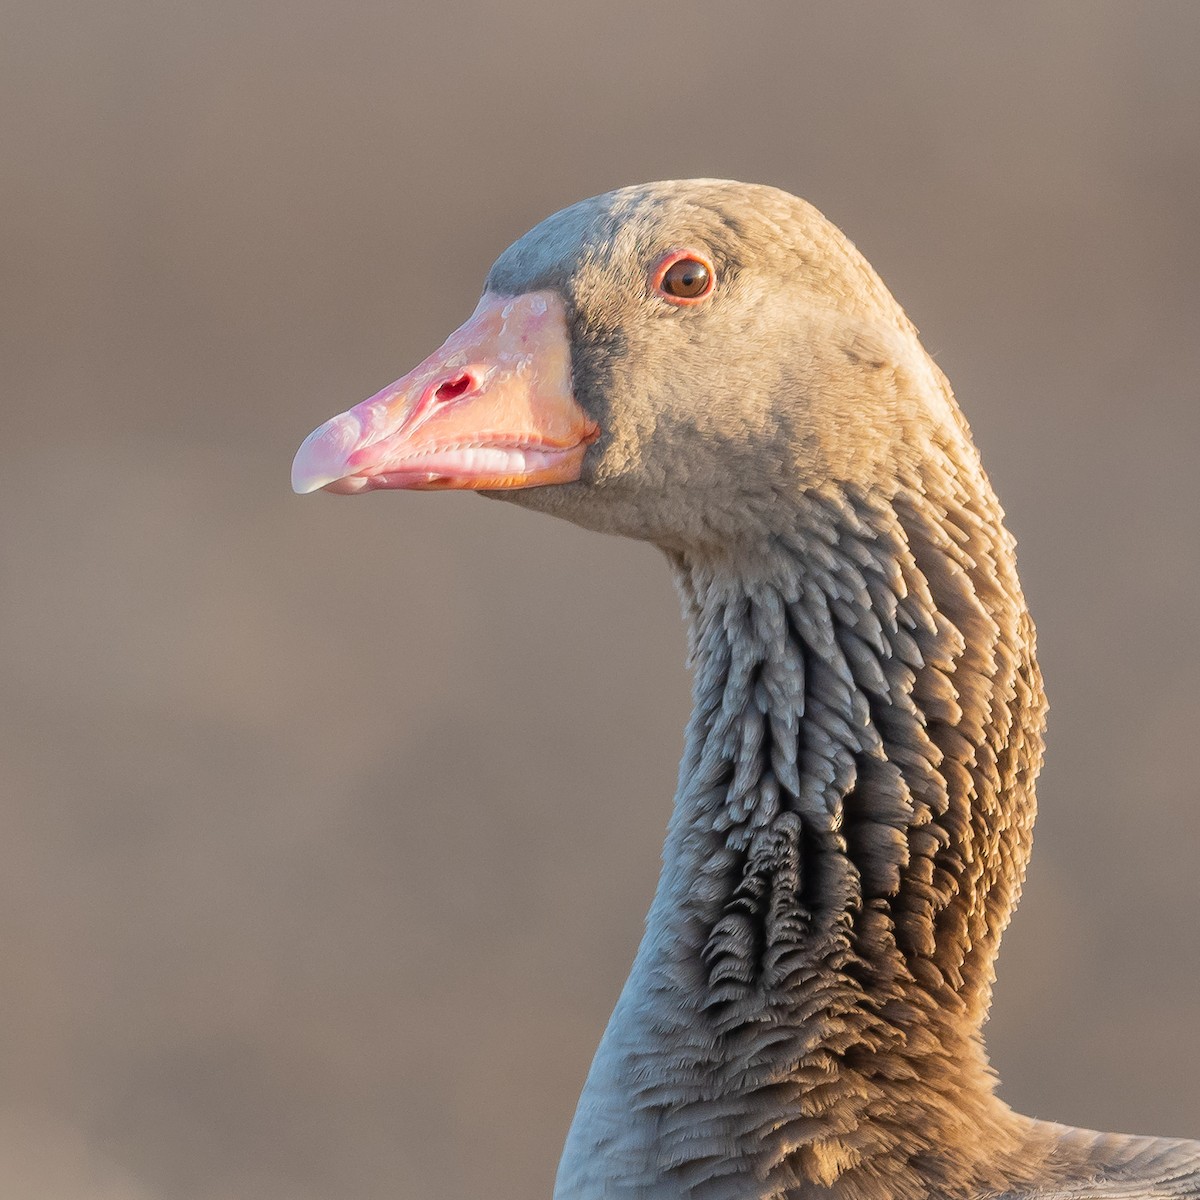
[3,3,1199,1197]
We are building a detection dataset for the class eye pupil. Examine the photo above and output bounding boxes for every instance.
[661,257,711,299]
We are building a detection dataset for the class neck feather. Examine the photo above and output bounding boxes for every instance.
[670,475,1043,1025]
[557,467,1050,1199]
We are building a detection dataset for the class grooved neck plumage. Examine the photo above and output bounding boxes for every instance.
[556,471,1050,1199]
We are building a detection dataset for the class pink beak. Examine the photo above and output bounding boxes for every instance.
[291,290,599,495]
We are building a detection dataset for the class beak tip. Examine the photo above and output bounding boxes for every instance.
[290,449,335,495]
[292,414,362,495]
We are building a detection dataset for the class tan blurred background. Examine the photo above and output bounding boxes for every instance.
[2,2,1199,1197]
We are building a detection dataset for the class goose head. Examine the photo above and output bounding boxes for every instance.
[292,179,969,561]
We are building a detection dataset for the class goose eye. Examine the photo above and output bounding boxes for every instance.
[655,253,714,303]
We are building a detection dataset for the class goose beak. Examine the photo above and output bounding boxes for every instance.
[291,290,599,495]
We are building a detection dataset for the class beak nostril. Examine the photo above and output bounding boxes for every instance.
[434,373,473,403]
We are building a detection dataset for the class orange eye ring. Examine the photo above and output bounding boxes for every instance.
[651,249,716,305]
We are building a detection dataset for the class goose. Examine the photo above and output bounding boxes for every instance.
[291,180,1200,1200]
